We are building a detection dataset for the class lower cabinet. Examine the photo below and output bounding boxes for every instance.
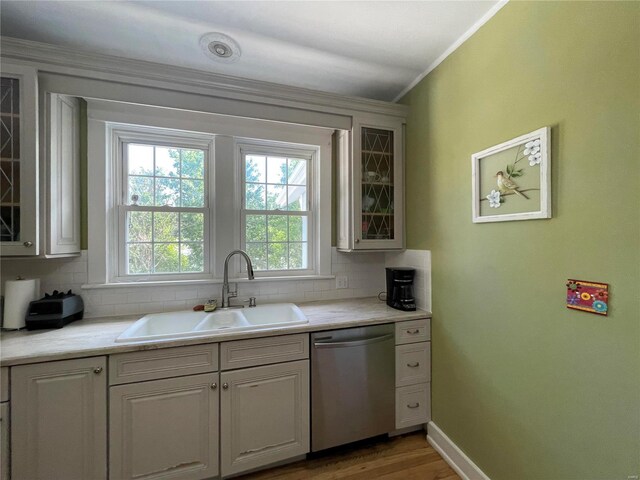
[10,356,107,480]
[221,359,310,477]
[109,373,219,480]
[1,403,9,480]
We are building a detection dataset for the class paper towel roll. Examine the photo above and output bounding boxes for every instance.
[3,278,40,330]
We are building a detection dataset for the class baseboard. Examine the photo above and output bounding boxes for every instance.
[426,421,491,480]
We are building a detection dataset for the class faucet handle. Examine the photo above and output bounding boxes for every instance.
[227,283,238,298]
[248,297,257,307]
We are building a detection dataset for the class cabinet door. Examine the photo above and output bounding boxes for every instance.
[0,62,39,255]
[1,402,8,480]
[47,93,81,255]
[11,356,107,480]
[221,360,309,477]
[110,373,219,480]
[352,116,404,250]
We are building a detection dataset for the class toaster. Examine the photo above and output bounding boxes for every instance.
[25,290,84,330]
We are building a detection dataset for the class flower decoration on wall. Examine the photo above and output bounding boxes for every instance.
[566,279,609,316]
[524,139,542,165]
[486,190,501,208]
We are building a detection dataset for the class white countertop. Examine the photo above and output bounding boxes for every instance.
[0,297,430,366]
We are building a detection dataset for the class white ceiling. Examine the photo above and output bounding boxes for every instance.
[0,1,502,102]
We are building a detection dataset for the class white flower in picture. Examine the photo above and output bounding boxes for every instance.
[528,151,542,166]
[524,139,540,156]
[487,189,501,208]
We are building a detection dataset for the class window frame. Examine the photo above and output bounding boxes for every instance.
[112,127,216,282]
[238,140,317,277]
[86,99,333,287]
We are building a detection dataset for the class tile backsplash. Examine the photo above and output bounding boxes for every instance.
[1,248,431,318]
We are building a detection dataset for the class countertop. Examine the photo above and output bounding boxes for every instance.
[0,297,430,366]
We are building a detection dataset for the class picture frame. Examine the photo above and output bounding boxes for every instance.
[471,127,551,223]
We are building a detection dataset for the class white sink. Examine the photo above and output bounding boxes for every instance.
[193,310,251,332]
[115,303,308,343]
[241,303,308,327]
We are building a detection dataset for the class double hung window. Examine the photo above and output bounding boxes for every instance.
[240,143,314,274]
[118,133,212,279]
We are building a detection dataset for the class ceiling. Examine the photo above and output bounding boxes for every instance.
[0,1,503,102]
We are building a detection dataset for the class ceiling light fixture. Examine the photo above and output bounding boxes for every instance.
[200,32,241,64]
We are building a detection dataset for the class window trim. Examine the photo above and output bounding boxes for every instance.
[238,140,317,277]
[86,99,333,287]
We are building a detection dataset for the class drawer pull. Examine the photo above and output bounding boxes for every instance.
[406,329,420,334]
[407,362,420,368]
[93,367,103,374]
[407,402,420,409]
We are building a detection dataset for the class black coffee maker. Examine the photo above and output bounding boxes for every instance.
[385,267,416,311]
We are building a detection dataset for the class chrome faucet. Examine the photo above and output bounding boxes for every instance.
[222,250,255,308]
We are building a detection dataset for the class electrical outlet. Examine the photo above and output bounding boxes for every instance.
[335,276,348,289]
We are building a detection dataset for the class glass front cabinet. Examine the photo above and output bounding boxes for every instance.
[337,116,404,251]
[0,63,39,256]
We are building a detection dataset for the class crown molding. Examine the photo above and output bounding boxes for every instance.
[393,0,509,102]
[0,37,408,120]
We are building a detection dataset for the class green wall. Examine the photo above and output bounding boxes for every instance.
[402,2,639,479]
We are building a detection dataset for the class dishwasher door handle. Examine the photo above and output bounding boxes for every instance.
[313,333,394,348]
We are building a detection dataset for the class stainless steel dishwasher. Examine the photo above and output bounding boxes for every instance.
[311,323,395,451]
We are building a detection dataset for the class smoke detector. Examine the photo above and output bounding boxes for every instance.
[200,32,241,63]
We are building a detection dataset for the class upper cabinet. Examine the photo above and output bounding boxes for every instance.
[0,63,39,255]
[0,59,81,257]
[337,115,405,251]
[46,93,81,256]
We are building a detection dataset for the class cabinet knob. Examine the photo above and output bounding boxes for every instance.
[355,239,360,243]
[407,403,420,409]
[93,367,103,374]
[23,241,33,248]
[222,382,229,390]
[210,383,217,390]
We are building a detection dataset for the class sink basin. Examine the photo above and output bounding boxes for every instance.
[193,310,251,332]
[116,303,308,343]
[241,303,308,327]
[115,310,208,343]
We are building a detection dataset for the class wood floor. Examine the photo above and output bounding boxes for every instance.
[237,432,461,480]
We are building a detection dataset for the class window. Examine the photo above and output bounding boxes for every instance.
[240,143,314,274]
[87,101,332,286]
[116,131,213,279]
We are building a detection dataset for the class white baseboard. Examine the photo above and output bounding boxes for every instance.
[427,421,491,480]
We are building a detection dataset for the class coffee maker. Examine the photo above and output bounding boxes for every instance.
[385,267,416,311]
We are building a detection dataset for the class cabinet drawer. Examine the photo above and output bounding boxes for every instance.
[395,342,430,387]
[0,368,7,402]
[396,383,430,429]
[109,344,218,385]
[220,334,309,370]
[395,319,430,345]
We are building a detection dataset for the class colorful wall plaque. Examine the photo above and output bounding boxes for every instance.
[566,279,609,316]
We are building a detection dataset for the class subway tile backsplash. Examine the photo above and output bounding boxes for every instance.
[0,249,405,318]
[1,248,431,319]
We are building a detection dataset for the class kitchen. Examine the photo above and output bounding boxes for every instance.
[0,1,638,480]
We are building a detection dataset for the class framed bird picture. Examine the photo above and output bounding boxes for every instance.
[471,127,551,223]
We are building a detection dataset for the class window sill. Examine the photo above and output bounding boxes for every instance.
[81,274,335,290]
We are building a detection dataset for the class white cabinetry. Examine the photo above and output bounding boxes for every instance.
[1,367,8,480]
[0,61,81,257]
[108,344,219,480]
[394,319,431,429]
[220,334,310,477]
[45,93,81,255]
[109,373,219,480]
[0,62,39,255]
[10,356,107,480]
[337,115,404,251]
